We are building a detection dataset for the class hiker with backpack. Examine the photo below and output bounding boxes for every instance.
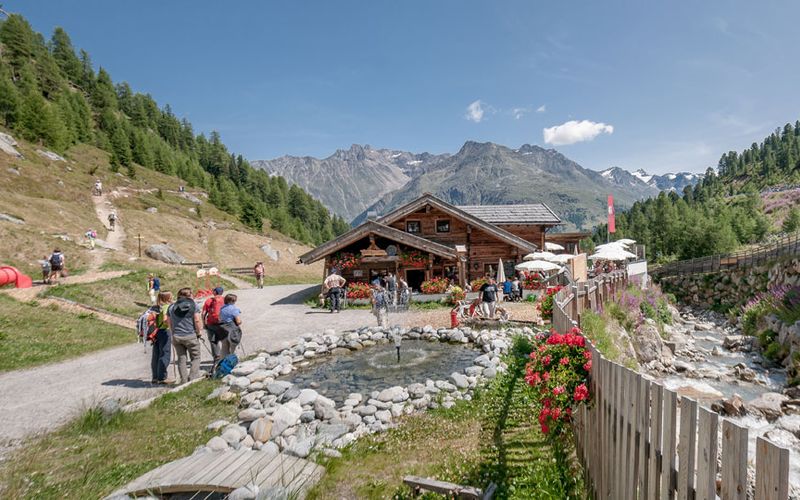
[148,291,174,384]
[40,256,51,284]
[202,287,226,365]
[85,229,97,250]
[107,211,117,231]
[147,274,161,306]
[168,287,203,384]
[218,294,243,357]
[93,179,102,196]
[253,262,265,289]
[370,280,390,328]
[48,249,65,284]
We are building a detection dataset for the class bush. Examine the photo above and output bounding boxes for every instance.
[537,286,563,321]
[447,285,465,305]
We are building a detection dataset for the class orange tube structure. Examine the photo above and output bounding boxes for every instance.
[0,266,33,289]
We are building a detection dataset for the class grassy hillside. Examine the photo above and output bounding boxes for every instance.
[0,130,322,282]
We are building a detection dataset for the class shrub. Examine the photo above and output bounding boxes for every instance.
[447,285,466,305]
[420,277,449,294]
[537,286,563,321]
[346,282,371,299]
[470,277,488,292]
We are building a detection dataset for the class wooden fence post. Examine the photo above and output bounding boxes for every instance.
[721,420,748,500]
[677,397,698,500]
[755,437,790,500]
[696,407,719,500]
[661,389,678,500]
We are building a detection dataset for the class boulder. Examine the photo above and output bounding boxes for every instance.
[355,405,377,416]
[144,244,185,264]
[747,393,789,422]
[407,383,426,399]
[206,419,230,431]
[711,394,746,417]
[99,398,121,419]
[483,367,497,379]
[249,418,273,442]
[764,428,800,449]
[207,436,229,451]
[270,401,303,437]
[377,386,406,403]
[222,427,246,445]
[296,388,319,406]
[315,423,349,446]
[285,430,314,458]
[238,408,267,422]
[228,483,259,500]
[314,397,337,420]
[723,335,750,351]
[375,410,392,424]
[450,373,469,389]
[267,381,292,396]
[732,363,757,383]
[632,324,666,364]
[260,244,280,262]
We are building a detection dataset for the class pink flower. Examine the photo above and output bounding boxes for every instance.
[574,383,589,401]
[583,360,592,372]
[553,386,566,396]
[540,423,550,434]
[559,357,570,365]
[550,407,561,420]
[542,355,552,366]
[543,372,551,382]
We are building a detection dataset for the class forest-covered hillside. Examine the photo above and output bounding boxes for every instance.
[0,14,349,245]
[594,122,800,261]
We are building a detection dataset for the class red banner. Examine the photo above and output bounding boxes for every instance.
[607,195,615,233]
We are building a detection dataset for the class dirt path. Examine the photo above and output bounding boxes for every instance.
[91,191,126,262]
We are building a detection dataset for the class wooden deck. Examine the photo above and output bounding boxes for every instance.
[106,450,324,499]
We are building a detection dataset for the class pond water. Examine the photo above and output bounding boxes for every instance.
[281,340,480,404]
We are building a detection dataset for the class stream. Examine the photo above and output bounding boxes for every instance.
[649,306,799,492]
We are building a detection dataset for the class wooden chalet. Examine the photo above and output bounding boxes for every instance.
[297,194,562,291]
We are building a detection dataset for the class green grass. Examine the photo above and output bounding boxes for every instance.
[0,294,133,371]
[0,379,237,499]
[308,348,585,499]
[579,310,621,363]
[43,268,235,318]
[226,271,319,287]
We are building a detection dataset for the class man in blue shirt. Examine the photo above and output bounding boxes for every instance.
[503,277,513,301]
[219,294,242,356]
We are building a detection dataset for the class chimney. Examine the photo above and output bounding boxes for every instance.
[367,210,378,221]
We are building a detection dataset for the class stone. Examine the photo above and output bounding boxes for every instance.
[246,369,272,383]
[407,383,425,399]
[238,408,267,422]
[450,373,469,389]
[261,441,280,457]
[228,483,259,500]
[474,354,493,368]
[632,324,666,364]
[732,363,757,383]
[219,391,237,403]
[207,436,229,451]
[747,392,789,422]
[99,398,121,419]
[483,367,497,379]
[764,429,800,449]
[280,386,301,403]
[711,394,746,417]
[0,213,24,225]
[375,410,392,423]
[672,360,693,373]
[267,381,292,396]
[300,410,316,423]
[144,243,185,265]
[314,397,337,420]
[241,435,255,449]
[449,331,464,343]
[377,386,406,403]
[207,419,230,431]
[286,433,314,458]
[435,380,457,392]
[271,401,304,437]
[465,366,483,377]
[723,335,750,351]
[316,423,349,446]
[249,418,273,442]
[145,207,158,214]
[260,243,280,262]
[222,428,245,446]
[297,388,319,406]
[491,339,509,351]
[355,405,377,416]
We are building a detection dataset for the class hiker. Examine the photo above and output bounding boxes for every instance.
[107,211,117,231]
[511,275,522,301]
[147,273,161,306]
[219,293,242,357]
[253,261,265,289]
[150,291,174,384]
[168,287,203,384]
[202,287,226,365]
[386,272,397,306]
[40,256,51,284]
[479,277,499,319]
[503,276,513,302]
[85,229,97,250]
[323,270,346,313]
[371,281,390,328]
[93,179,102,196]
[48,248,65,284]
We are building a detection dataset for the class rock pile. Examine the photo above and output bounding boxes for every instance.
[198,325,527,459]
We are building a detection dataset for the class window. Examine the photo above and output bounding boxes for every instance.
[436,219,450,233]
[406,221,421,234]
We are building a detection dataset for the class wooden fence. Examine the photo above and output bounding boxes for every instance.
[651,232,800,278]
[553,272,792,499]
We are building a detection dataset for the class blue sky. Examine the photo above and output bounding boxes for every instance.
[17,1,800,173]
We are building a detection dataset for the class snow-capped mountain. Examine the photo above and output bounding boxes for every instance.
[599,167,703,193]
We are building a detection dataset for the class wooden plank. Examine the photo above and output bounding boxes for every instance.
[274,455,312,492]
[254,452,295,487]
[695,407,718,500]
[620,369,632,499]
[223,449,284,488]
[402,476,483,499]
[677,397,697,500]
[755,437,790,500]
[648,383,663,500]
[204,450,260,486]
[614,364,625,499]
[285,460,326,495]
[721,420,748,500]
[183,450,239,486]
[638,378,651,499]
[626,370,639,499]
[661,389,677,500]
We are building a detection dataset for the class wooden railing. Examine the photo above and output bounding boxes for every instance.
[552,272,792,499]
[651,232,800,278]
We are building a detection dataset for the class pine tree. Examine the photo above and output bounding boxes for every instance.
[783,207,800,233]
[0,15,35,75]
[109,126,132,166]
[0,75,20,126]
[49,27,82,82]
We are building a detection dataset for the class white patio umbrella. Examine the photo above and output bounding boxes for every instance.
[523,251,557,261]
[515,260,561,272]
[617,238,636,246]
[548,254,575,264]
[496,257,506,284]
[588,247,637,261]
[594,242,626,250]
[544,242,565,251]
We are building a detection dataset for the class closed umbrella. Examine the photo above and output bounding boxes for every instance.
[496,257,506,284]
[515,260,560,272]
[545,242,565,251]
[523,251,557,261]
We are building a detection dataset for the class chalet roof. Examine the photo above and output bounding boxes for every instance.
[376,194,538,253]
[297,220,459,265]
[458,203,561,225]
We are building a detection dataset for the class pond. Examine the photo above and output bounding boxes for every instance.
[281,340,480,404]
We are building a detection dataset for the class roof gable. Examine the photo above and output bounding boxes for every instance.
[298,220,459,264]
[458,203,561,225]
[375,194,538,253]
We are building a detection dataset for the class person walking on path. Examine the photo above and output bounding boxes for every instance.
[219,294,242,357]
[147,274,161,306]
[202,287,226,365]
[479,277,499,319]
[85,229,97,250]
[48,248,65,284]
[150,291,174,384]
[168,288,203,384]
[371,281,390,328]
[511,275,522,302]
[93,179,102,196]
[254,261,265,289]
[40,256,51,284]
[107,211,117,231]
[503,277,513,302]
[323,270,346,313]
[386,272,398,306]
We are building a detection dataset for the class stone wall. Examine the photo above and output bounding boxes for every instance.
[659,257,800,311]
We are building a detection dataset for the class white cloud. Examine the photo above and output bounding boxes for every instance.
[464,100,485,123]
[511,107,528,120]
[542,119,614,146]
[536,104,546,113]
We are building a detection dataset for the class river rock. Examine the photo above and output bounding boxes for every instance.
[711,394,746,417]
[316,423,349,446]
[435,380,457,392]
[747,392,789,422]
[246,370,272,383]
[314,397,337,420]
[271,401,303,437]
[228,483,259,500]
[377,386,406,403]
[238,408,267,422]
[375,410,392,424]
[145,244,185,264]
[450,373,469,389]
[300,410,316,423]
[207,436,229,451]
[207,419,230,431]
[465,366,483,377]
[407,383,425,399]
[285,431,314,458]
[764,428,800,449]
[249,418,273,442]
[474,354,493,368]
[723,335,750,351]
[483,367,497,379]
[732,363,757,383]
[776,414,800,438]
[355,405,377,416]
[222,427,246,445]
[296,388,319,406]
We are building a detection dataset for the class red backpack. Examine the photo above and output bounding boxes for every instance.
[205,296,224,325]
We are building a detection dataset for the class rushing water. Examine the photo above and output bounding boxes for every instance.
[281,340,479,404]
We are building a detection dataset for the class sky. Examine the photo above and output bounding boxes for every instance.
[16,0,800,174]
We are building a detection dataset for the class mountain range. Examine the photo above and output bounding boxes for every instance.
[253,142,703,230]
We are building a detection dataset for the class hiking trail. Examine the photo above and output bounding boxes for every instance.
[90,191,126,268]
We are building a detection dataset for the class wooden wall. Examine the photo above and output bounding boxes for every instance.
[498,224,546,249]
